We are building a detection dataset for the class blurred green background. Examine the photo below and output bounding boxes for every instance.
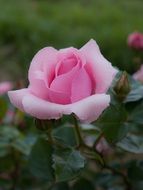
[0,0,143,81]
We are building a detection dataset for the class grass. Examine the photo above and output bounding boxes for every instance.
[0,0,143,80]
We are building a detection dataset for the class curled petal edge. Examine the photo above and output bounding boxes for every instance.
[8,89,110,123]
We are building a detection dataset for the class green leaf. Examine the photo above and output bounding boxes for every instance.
[72,178,95,190]
[96,105,128,143]
[53,147,85,182]
[0,126,20,139]
[12,134,37,155]
[0,126,20,157]
[80,124,101,135]
[117,134,143,153]
[29,138,55,181]
[128,101,143,124]
[0,126,36,156]
[125,76,143,103]
[95,172,121,189]
[52,125,77,147]
[28,136,86,183]
[128,160,143,181]
[51,183,69,190]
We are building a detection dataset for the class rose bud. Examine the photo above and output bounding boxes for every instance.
[114,72,130,101]
[127,32,143,51]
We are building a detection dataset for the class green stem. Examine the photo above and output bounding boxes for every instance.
[72,117,131,189]
[10,149,20,190]
[45,121,53,144]
[104,164,132,190]
[73,116,85,147]
[73,116,101,157]
[93,132,104,150]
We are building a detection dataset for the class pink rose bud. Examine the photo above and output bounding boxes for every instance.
[0,81,13,96]
[133,65,143,83]
[127,32,143,50]
[8,39,117,123]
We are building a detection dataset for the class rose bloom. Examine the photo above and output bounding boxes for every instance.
[133,65,143,83]
[8,39,117,123]
[127,32,143,50]
[0,81,13,96]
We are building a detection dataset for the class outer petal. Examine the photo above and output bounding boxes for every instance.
[28,47,58,100]
[28,47,57,84]
[8,89,29,111]
[71,94,110,123]
[22,93,110,123]
[80,39,118,93]
[22,94,71,120]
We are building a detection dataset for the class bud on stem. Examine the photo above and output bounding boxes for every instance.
[114,71,130,102]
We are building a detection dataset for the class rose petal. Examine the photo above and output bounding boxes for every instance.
[48,88,70,104]
[71,94,110,123]
[57,47,86,67]
[71,68,92,103]
[28,79,49,100]
[56,57,77,76]
[80,39,118,93]
[49,61,80,104]
[50,63,79,93]
[22,94,71,120]
[22,93,110,123]
[29,47,58,87]
[8,89,29,111]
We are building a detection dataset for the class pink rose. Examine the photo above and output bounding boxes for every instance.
[127,32,143,50]
[0,81,13,96]
[133,65,143,83]
[8,39,117,123]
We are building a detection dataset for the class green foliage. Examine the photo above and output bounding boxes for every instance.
[29,137,85,182]
[52,125,77,147]
[125,76,143,103]
[128,101,143,124]
[53,146,85,182]
[96,105,129,143]
[29,138,55,181]
[117,134,143,154]
[0,126,36,157]
[72,178,94,190]
[128,160,143,181]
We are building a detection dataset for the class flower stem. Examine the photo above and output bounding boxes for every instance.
[72,117,131,189]
[73,116,85,147]
[104,164,132,190]
[10,149,20,190]
[93,132,104,148]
